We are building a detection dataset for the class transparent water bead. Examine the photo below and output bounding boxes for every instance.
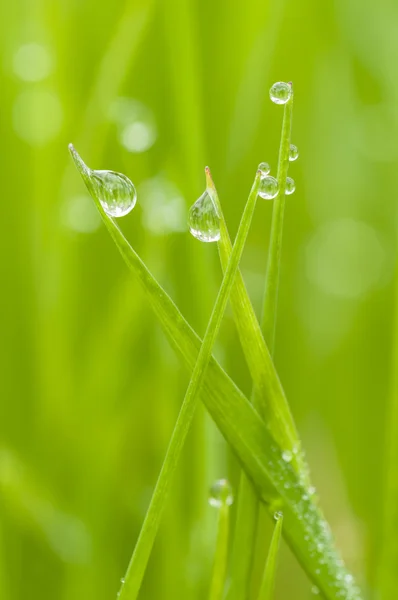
[258,161,271,175]
[188,190,220,242]
[274,511,283,521]
[91,170,137,217]
[208,479,234,508]
[258,175,279,200]
[68,144,137,218]
[285,177,296,195]
[282,450,293,463]
[269,82,292,105]
[289,144,299,161]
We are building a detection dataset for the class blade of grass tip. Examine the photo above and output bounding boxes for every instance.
[69,146,362,600]
[68,143,261,600]
[225,85,295,599]
[257,514,283,600]
[208,480,233,600]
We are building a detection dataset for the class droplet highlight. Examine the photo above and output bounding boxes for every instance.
[285,177,296,195]
[188,190,220,242]
[258,162,271,176]
[208,479,234,508]
[289,144,299,161]
[258,176,279,200]
[269,82,292,105]
[274,511,283,521]
[282,450,293,463]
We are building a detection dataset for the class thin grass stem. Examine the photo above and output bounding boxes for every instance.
[209,503,231,600]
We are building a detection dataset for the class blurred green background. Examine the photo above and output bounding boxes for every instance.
[0,0,396,598]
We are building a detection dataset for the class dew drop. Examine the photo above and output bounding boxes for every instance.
[120,578,125,584]
[68,144,137,218]
[258,175,279,200]
[282,450,293,463]
[289,144,299,161]
[188,190,220,242]
[269,82,292,105]
[208,479,234,508]
[311,585,320,595]
[91,170,137,217]
[285,177,296,195]
[258,162,271,176]
[274,510,283,521]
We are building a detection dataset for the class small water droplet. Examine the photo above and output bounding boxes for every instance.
[282,450,293,463]
[188,190,220,242]
[120,578,125,584]
[208,479,233,508]
[258,162,271,175]
[308,486,316,495]
[285,177,296,195]
[269,82,292,105]
[274,510,283,521]
[289,144,299,161]
[311,585,320,595]
[258,175,279,200]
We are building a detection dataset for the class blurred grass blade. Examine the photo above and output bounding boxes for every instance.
[69,145,362,600]
[224,89,294,599]
[257,514,283,600]
[208,481,233,600]
[116,170,261,600]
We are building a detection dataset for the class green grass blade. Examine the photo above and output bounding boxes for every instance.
[257,514,283,600]
[208,482,232,600]
[69,146,362,600]
[224,89,294,599]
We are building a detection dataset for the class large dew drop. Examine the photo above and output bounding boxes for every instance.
[188,190,220,242]
[91,170,137,217]
[258,175,279,200]
[269,82,292,105]
[68,144,137,218]
[208,479,234,508]
[258,162,271,176]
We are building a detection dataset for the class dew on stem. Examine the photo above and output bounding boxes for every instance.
[209,479,234,508]
[68,144,137,217]
[269,81,292,105]
[289,144,299,161]
[285,177,296,195]
[188,189,220,242]
[258,175,279,200]
[258,162,271,176]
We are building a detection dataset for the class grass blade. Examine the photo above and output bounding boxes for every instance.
[257,514,283,600]
[224,89,294,598]
[208,480,233,600]
[69,146,362,600]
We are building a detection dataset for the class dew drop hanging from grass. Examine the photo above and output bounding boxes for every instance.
[188,189,220,242]
[285,177,296,195]
[258,175,279,200]
[289,144,299,161]
[208,479,234,508]
[269,81,292,105]
[258,161,271,175]
[68,144,137,217]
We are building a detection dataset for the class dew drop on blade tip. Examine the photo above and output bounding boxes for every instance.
[282,450,293,463]
[289,144,299,161]
[91,170,137,217]
[285,177,295,195]
[273,510,283,521]
[269,81,292,105]
[208,479,234,508]
[188,190,220,242]
[258,161,271,176]
[258,175,279,200]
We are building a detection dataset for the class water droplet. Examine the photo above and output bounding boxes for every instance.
[282,450,293,463]
[274,511,283,521]
[258,162,271,176]
[188,190,220,242]
[258,175,279,200]
[289,144,299,161]
[311,585,320,595]
[209,479,234,508]
[68,145,137,218]
[91,170,137,217]
[120,578,125,584]
[308,486,316,495]
[269,82,292,105]
[285,177,296,195]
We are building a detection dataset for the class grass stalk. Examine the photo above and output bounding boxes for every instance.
[209,495,231,600]
[69,145,362,600]
[212,92,294,599]
[257,515,283,600]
